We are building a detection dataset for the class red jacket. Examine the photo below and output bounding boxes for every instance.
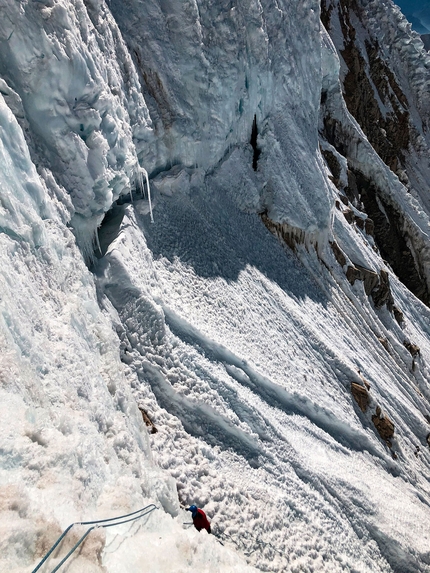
[193,509,211,533]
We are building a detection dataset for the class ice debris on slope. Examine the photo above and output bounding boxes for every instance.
[95,176,430,572]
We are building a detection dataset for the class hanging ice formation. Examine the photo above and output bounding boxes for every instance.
[136,166,154,223]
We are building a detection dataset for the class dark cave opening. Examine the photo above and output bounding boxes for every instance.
[250,114,261,171]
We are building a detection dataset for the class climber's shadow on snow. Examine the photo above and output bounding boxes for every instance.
[138,185,328,305]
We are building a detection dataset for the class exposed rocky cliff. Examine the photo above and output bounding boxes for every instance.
[321,0,430,307]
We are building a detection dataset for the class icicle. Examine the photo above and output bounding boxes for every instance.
[136,169,144,198]
[141,167,154,223]
[134,164,154,222]
[95,227,102,256]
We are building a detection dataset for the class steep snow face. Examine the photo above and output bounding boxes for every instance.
[93,2,430,570]
[3,0,430,572]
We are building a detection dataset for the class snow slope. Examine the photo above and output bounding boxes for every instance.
[96,171,430,572]
[2,0,430,572]
[0,81,254,573]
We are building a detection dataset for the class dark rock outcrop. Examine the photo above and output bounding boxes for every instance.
[393,306,404,325]
[351,382,369,412]
[333,0,410,177]
[343,208,355,224]
[346,265,361,285]
[403,341,420,357]
[371,270,394,310]
[346,265,379,295]
[321,148,342,188]
[355,216,365,230]
[378,337,390,352]
[348,169,429,306]
[357,265,379,295]
[330,241,346,267]
[372,406,395,444]
[261,213,306,251]
[139,407,158,434]
[364,218,374,237]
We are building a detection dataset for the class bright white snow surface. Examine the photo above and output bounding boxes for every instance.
[2,0,430,572]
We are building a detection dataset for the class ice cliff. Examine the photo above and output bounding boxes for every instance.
[2,0,430,572]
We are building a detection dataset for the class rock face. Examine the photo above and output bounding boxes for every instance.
[403,341,420,357]
[378,337,390,353]
[372,406,395,444]
[347,169,430,306]
[322,0,410,176]
[261,213,307,251]
[393,306,404,324]
[321,148,342,188]
[321,0,430,307]
[345,265,397,310]
[331,241,346,267]
[139,407,158,434]
[371,270,394,310]
[351,383,369,413]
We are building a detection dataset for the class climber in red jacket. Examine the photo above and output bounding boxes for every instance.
[186,505,211,533]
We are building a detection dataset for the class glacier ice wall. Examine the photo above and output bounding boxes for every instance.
[0,0,336,249]
[0,0,154,251]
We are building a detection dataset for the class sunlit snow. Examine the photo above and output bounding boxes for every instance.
[1,0,430,572]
